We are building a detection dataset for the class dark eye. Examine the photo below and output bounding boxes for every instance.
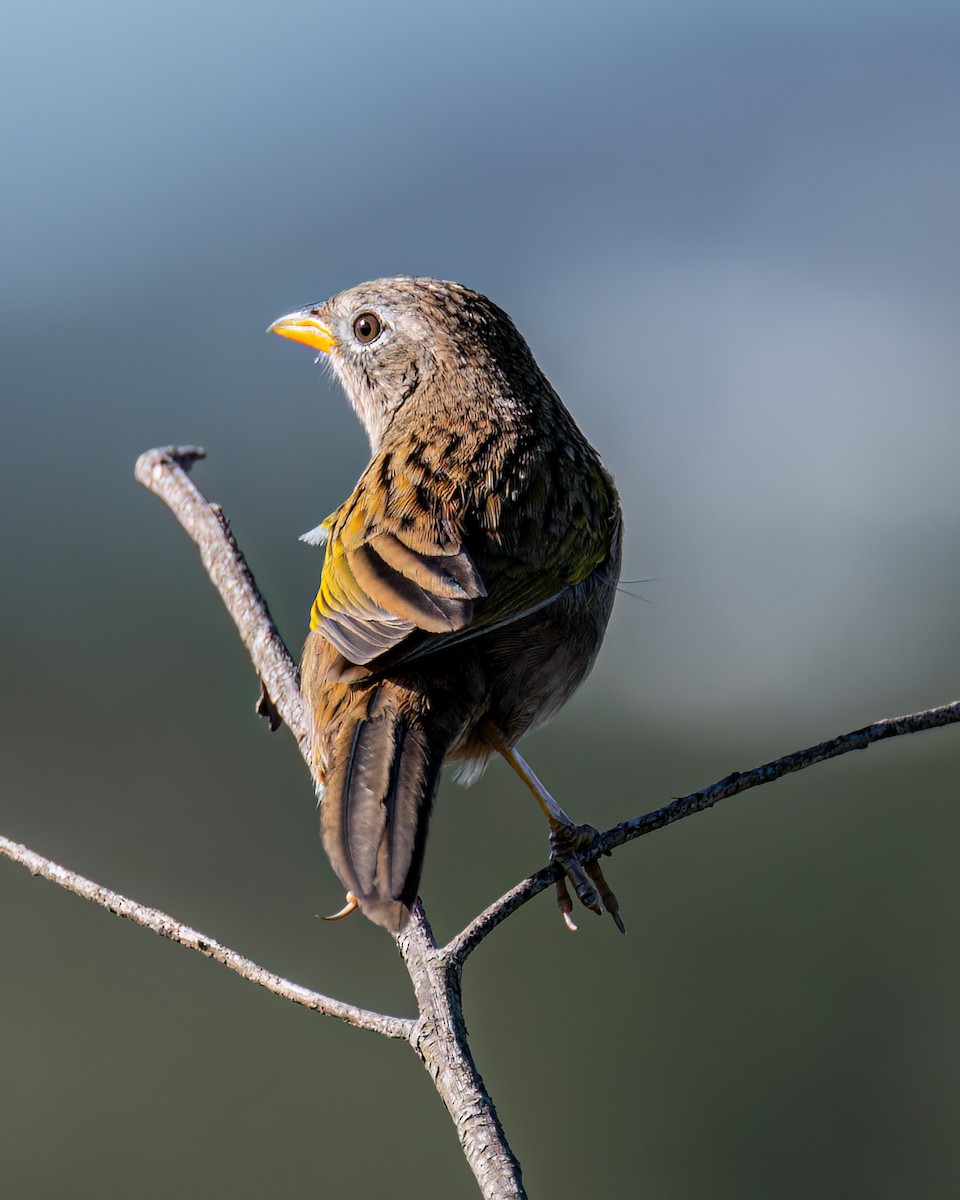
[353,312,382,343]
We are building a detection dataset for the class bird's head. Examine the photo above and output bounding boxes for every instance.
[269,276,533,451]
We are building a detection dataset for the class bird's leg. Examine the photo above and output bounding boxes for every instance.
[482,725,624,933]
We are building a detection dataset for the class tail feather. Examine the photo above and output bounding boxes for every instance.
[386,723,440,903]
[321,685,441,933]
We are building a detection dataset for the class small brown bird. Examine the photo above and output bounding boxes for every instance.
[269,277,623,934]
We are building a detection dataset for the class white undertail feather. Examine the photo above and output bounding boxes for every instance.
[452,749,492,788]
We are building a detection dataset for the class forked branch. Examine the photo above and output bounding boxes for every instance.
[2,444,957,1200]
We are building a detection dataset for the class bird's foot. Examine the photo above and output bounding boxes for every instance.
[478,724,624,933]
[548,821,624,934]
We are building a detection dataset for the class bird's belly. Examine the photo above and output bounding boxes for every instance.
[448,573,616,773]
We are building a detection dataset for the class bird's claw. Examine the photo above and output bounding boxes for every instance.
[323,891,360,921]
[549,822,602,913]
[549,822,624,934]
[555,877,579,931]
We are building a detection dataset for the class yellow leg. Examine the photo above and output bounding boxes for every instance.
[482,723,625,934]
[487,732,577,828]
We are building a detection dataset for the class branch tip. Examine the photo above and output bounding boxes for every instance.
[134,445,207,488]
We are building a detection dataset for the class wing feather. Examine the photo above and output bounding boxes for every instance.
[308,448,618,671]
[309,482,486,666]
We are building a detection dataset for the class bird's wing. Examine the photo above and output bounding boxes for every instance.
[311,455,619,668]
[309,485,487,665]
[389,458,622,665]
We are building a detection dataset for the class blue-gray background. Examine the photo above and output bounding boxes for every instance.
[2,2,959,1196]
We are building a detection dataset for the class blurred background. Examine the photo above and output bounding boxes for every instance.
[2,1,959,1195]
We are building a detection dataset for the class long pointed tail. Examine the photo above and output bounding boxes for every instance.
[319,683,442,933]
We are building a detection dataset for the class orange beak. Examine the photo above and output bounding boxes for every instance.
[267,310,338,355]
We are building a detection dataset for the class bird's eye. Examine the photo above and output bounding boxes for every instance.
[353,312,382,343]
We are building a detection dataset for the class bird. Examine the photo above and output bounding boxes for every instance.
[268,277,623,935]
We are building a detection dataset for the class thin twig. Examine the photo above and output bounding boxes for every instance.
[134,446,310,752]
[0,834,412,1038]
[597,701,960,855]
[445,700,960,966]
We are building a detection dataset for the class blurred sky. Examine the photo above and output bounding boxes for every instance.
[2,0,959,727]
[2,2,959,1197]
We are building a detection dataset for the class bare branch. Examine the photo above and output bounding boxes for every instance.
[597,700,960,855]
[132,446,527,1199]
[444,869,556,970]
[0,833,412,1038]
[400,907,526,1199]
[6,443,950,1198]
[445,699,960,966]
[134,446,310,753]
[135,445,960,972]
